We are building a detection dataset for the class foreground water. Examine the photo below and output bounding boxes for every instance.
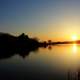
[0,44,80,80]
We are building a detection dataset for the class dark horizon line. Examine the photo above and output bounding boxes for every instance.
[1,32,80,44]
[0,32,80,59]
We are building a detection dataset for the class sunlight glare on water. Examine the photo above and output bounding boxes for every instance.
[72,44,77,54]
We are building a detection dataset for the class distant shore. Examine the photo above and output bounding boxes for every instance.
[0,32,80,47]
[0,32,80,59]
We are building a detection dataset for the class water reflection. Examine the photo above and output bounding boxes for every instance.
[0,44,80,80]
[0,46,39,59]
[48,46,52,50]
[67,44,80,80]
[72,44,77,54]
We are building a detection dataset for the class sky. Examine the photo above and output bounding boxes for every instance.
[1,0,80,41]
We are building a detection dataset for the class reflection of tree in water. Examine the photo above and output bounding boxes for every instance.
[68,68,80,80]
[48,46,52,50]
[0,46,39,59]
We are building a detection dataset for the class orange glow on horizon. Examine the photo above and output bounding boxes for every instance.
[27,32,80,42]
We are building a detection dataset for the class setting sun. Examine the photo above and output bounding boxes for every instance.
[72,35,78,41]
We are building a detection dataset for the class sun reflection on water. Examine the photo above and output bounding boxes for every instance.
[72,44,77,54]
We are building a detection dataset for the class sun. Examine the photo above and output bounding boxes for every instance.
[72,35,78,41]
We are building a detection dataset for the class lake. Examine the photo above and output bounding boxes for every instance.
[0,44,80,80]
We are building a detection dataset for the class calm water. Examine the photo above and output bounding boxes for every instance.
[0,44,80,80]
